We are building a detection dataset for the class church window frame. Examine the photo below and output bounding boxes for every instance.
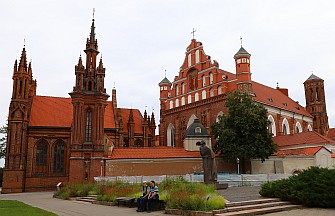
[36,139,48,166]
[195,93,199,102]
[175,84,179,96]
[268,115,276,137]
[167,123,175,147]
[202,90,206,100]
[181,97,185,106]
[181,83,185,94]
[210,88,214,97]
[295,122,302,133]
[282,118,290,135]
[218,86,222,95]
[53,140,65,174]
[169,100,173,109]
[195,126,201,134]
[202,75,206,87]
[188,95,192,104]
[85,109,92,142]
[175,99,179,107]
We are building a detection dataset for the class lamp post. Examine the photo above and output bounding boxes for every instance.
[236,157,240,175]
[100,160,104,177]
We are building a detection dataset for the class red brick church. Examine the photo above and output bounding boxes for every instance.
[2,18,157,193]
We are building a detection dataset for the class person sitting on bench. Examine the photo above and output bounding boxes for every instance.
[136,181,150,212]
[146,180,159,212]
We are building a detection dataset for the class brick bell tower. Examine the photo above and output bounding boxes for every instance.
[234,38,252,93]
[3,46,37,193]
[69,17,109,182]
[304,74,329,136]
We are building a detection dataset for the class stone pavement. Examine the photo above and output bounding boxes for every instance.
[0,188,335,216]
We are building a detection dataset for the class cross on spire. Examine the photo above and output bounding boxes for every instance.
[191,28,197,39]
[93,8,95,20]
[164,69,167,77]
[240,36,243,47]
[24,38,26,47]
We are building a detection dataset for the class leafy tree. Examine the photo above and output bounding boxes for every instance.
[0,124,7,159]
[211,90,277,173]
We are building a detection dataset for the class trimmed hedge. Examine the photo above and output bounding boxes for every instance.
[259,166,335,208]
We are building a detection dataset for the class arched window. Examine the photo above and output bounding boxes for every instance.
[195,50,200,63]
[181,97,185,106]
[282,118,290,135]
[268,115,276,137]
[202,90,206,100]
[209,73,214,84]
[175,99,179,107]
[167,123,175,147]
[85,109,92,142]
[53,140,65,174]
[169,101,173,109]
[36,139,48,166]
[195,93,199,102]
[218,86,222,95]
[316,87,319,101]
[188,95,192,104]
[188,54,192,67]
[310,89,314,101]
[202,75,206,87]
[181,83,185,94]
[307,124,313,131]
[210,88,214,97]
[175,84,179,96]
[88,81,93,91]
[295,122,302,133]
[195,127,201,134]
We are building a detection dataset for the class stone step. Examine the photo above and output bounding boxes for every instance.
[225,198,280,208]
[215,204,302,216]
[226,201,291,213]
[88,195,98,198]
[76,197,97,203]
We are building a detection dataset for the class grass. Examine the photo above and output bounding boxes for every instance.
[0,200,56,216]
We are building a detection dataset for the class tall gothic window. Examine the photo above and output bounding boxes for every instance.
[36,139,48,166]
[53,140,65,174]
[85,110,92,142]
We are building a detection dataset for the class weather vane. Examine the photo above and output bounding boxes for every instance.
[191,28,197,39]
[93,8,95,19]
[24,38,26,47]
[164,69,167,77]
[240,36,243,47]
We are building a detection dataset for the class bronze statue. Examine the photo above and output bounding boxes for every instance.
[197,140,217,184]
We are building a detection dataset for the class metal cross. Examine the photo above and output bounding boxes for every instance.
[191,28,197,39]
[164,69,167,77]
[93,8,95,19]
[240,36,243,47]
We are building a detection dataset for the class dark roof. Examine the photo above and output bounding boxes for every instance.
[306,74,323,81]
[234,46,251,58]
[159,77,171,85]
[185,118,209,137]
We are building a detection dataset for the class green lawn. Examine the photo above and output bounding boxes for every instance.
[0,200,56,216]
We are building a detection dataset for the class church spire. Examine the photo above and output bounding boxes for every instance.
[18,46,28,73]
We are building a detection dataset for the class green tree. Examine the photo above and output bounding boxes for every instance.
[0,124,7,159]
[211,90,277,173]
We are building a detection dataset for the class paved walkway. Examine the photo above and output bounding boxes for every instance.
[1,188,335,216]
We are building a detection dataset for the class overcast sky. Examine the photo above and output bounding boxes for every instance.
[1,0,335,167]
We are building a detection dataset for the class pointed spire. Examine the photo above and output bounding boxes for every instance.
[18,46,28,73]
[28,61,32,76]
[128,108,134,123]
[13,59,18,73]
[144,109,148,121]
[98,55,103,69]
[151,112,155,125]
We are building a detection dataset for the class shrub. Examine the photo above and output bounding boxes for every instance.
[260,166,335,208]
[206,195,225,211]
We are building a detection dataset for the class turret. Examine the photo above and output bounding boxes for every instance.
[234,40,252,93]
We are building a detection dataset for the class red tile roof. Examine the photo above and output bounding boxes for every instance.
[110,147,201,159]
[29,96,73,127]
[273,131,335,148]
[327,128,335,142]
[273,146,325,156]
[29,96,143,131]
[252,81,312,117]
